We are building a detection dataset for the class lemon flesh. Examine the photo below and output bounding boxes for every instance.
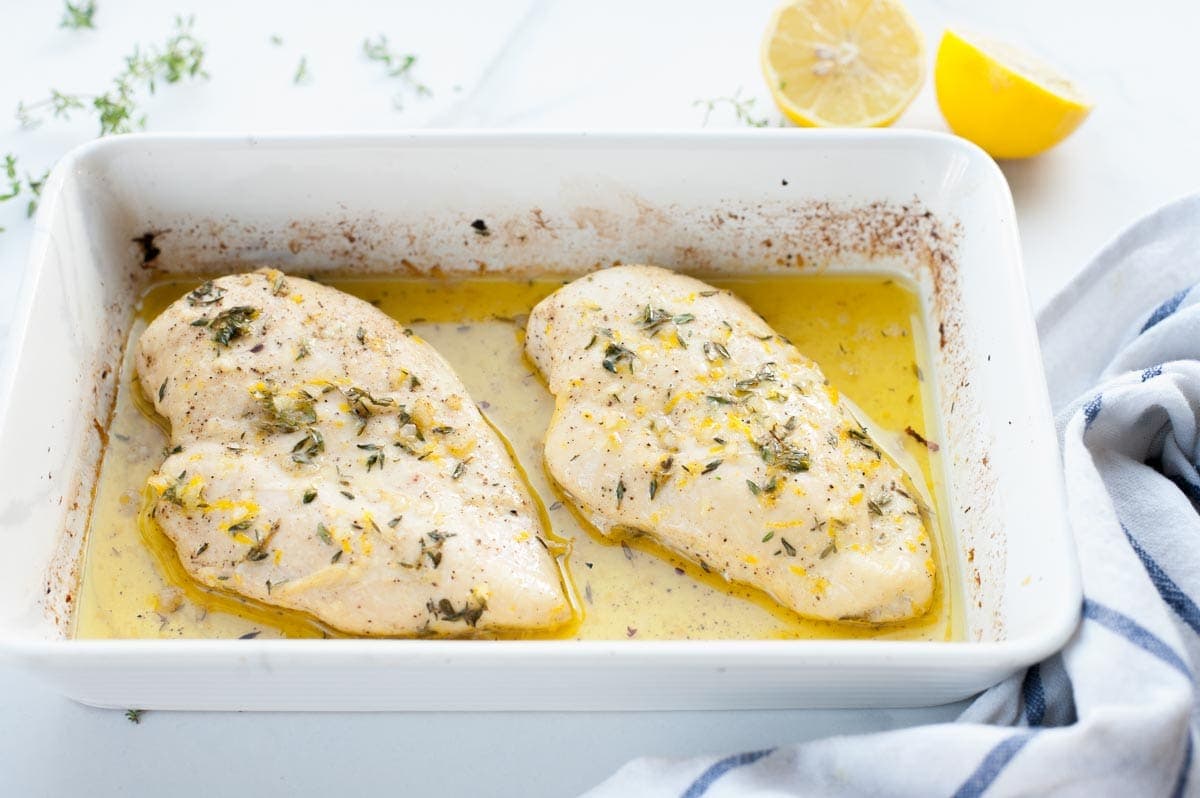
[935,29,1092,159]
[762,0,926,128]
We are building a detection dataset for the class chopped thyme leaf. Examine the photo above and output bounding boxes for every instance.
[355,326,366,344]
[124,709,142,724]
[330,550,342,564]
[227,518,253,533]
[602,342,635,374]
[340,490,355,500]
[702,459,722,475]
[584,334,598,350]
[290,428,324,464]
[431,426,454,434]
[160,471,187,505]
[649,478,658,500]
[316,523,333,545]
[270,272,288,295]
[186,280,225,306]
[703,341,731,361]
[253,385,318,432]
[303,487,317,504]
[762,531,774,542]
[193,542,208,557]
[616,478,626,507]
[296,341,311,360]
[207,305,259,346]
[387,516,402,528]
[819,540,837,559]
[451,461,466,480]
[157,378,167,402]
[705,394,733,405]
[699,290,718,297]
[746,479,761,496]
[781,538,796,556]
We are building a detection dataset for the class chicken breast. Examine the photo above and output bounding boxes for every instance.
[137,269,571,636]
[526,265,934,623]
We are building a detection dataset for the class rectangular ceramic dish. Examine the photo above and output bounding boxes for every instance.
[0,131,1079,710]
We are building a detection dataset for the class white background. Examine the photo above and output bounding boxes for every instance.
[1,1,1197,794]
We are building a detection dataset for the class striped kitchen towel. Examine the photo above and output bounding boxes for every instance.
[584,195,1200,797]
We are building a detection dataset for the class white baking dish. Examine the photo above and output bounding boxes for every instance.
[0,131,1079,710]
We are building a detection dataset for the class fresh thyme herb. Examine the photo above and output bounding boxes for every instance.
[761,531,774,542]
[331,550,343,564]
[431,426,454,434]
[705,394,733,405]
[293,56,311,85]
[699,290,719,297]
[702,459,722,475]
[358,443,385,471]
[303,487,317,504]
[637,305,694,337]
[362,33,431,109]
[649,478,658,500]
[290,428,324,464]
[616,478,626,507]
[18,16,209,136]
[253,385,317,432]
[316,522,333,545]
[157,378,167,402]
[428,596,486,626]
[694,88,770,128]
[205,305,258,346]
[355,326,366,344]
[819,540,837,559]
[124,709,142,724]
[746,479,761,496]
[452,461,466,480]
[295,341,311,360]
[867,495,892,516]
[344,386,394,421]
[227,518,253,533]
[270,272,287,296]
[61,1,97,30]
[602,342,635,374]
[186,280,225,306]
[193,542,208,557]
[0,154,51,226]
[340,490,355,500]
[245,522,279,562]
[703,341,730,362]
[781,538,796,557]
[583,334,598,350]
[160,471,187,505]
[387,516,402,528]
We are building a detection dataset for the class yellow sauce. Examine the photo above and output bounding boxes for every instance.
[74,273,960,641]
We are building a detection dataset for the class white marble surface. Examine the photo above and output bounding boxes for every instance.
[0,0,1197,794]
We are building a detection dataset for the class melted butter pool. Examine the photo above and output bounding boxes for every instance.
[74,273,960,641]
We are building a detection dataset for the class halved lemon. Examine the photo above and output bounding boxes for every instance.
[761,0,926,128]
[935,29,1092,159]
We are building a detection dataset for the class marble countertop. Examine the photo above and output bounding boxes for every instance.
[1,0,1196,794]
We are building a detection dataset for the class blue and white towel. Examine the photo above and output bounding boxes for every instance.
[586,195,1200,797]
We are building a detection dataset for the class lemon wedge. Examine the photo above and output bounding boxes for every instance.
[934,29,1092,158]
[761,0,926,128]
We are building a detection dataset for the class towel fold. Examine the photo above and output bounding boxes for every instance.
[584,195,1200,798]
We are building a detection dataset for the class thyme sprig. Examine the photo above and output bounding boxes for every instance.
[0,154,50,227]
[61,1,97,30]
[362,34,431,109]
[17,15,208,136]
[694,88,770,128]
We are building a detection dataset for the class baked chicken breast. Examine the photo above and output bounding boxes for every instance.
[525,265,934,623]
[137,269,571,636]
